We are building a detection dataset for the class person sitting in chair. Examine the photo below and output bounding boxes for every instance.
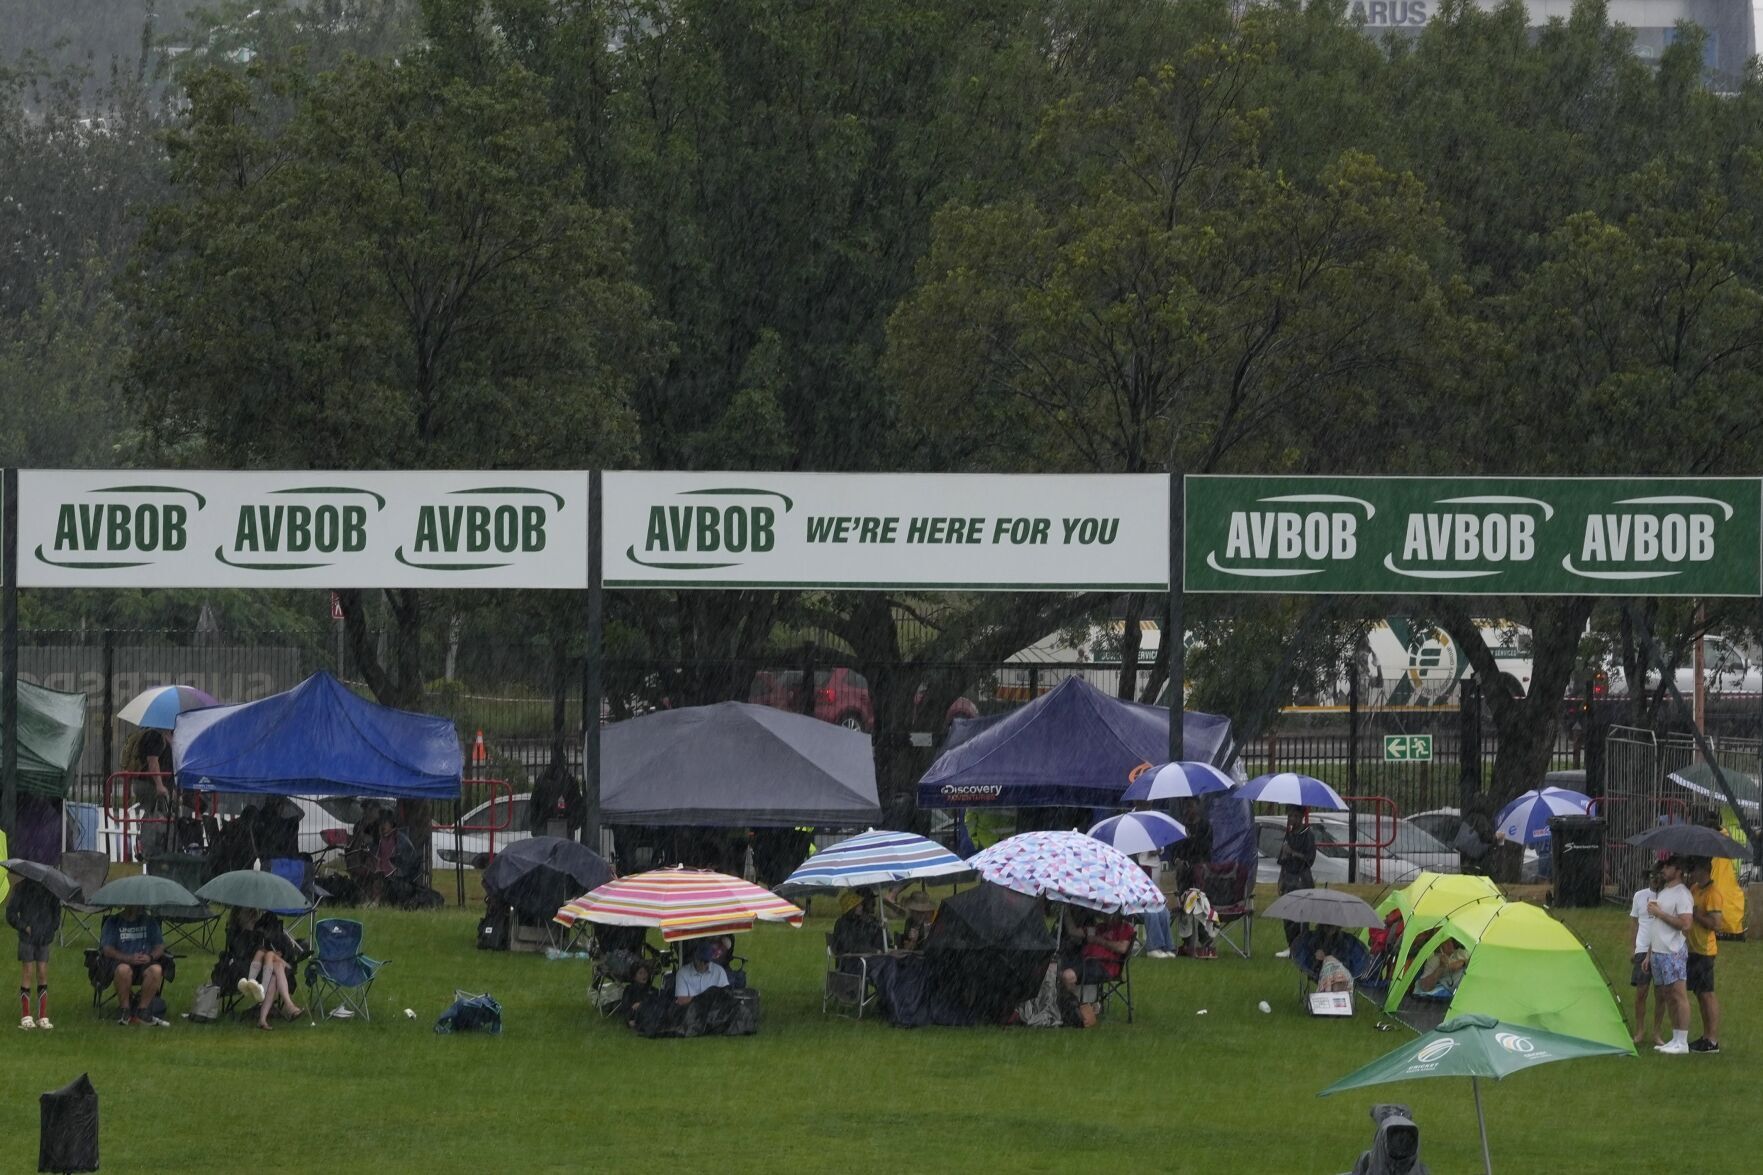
[675,941,731,1006]
[831,890,887,957]
[1060,910,1133,996]
[897,891,937,951]
[1417,937,1468,995]
[619,960,658,1028]
[221,908,303,1030]
[99,906,169,1027]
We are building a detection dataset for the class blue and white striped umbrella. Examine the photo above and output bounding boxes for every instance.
[775,829,970,895]
[1496,787,1592,844]
[117,684,219,730]
[1121,761,1235,803]
[1241,772,1349,811]
[1088,811,1187,856]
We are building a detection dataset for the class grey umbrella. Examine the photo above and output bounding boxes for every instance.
[1626,824,1749,859]
[87,874,200,909]
[196,870,307,911]
[1262,887,1383,929]
[1,859,83,903]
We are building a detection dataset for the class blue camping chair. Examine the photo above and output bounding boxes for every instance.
[304,918,386,1023]
[265,857,322,946]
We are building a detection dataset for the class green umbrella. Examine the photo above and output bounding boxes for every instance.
[87,873,200,909]
[196,869,306,911]
[1319,1014,1631,1174]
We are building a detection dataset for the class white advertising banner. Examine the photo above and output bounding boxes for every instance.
[601,471,1168,590]
[16,470,589,589]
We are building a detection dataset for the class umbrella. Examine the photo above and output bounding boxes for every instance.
[968,830,1167,915]
[1263,887,1382,929]
[776,828,970,895]
[87,874,199,908]
[117,684,218,730]
[554,867,804,941]
[1319,1013,1630,1174]
[1,859,83,903]
[195,869,308,911]
[1121,760,1235,803]
[1087,811,1187,855]
[1626,823,1749,859]
[1494,787,1590,844]
[1240,772,1348,811]
[483,837,614,924]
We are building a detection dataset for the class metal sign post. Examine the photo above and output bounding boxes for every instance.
[2,467,16,838]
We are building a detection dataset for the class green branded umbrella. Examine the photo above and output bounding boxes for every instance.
[86,874,200,909]
[1319,1014,1630,1174]
[196,869,306,911]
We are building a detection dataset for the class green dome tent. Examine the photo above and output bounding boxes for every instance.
[1375,871,1504,984]
[1,679,87,798]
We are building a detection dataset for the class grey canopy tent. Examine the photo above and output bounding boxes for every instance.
[600,701,881,827]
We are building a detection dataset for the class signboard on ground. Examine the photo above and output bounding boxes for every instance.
[601,472,1169,590]
[14,471,589,589]
[1184,475,1761,596]
[1383,734,1433,762]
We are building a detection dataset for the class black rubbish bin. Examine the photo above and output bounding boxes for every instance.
[39,1072,99,1173]
[1550,815,1605,908]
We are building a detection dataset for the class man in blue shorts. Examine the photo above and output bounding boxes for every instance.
[99,906,170,1027]
[1646,856,1695,1055]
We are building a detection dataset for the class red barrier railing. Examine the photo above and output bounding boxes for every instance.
[433,779,515,863]
[1317,795,1400,885]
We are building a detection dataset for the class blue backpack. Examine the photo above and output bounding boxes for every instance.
[434,990,502,1035]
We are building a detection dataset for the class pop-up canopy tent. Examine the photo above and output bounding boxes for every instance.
[917,677,1235,809]
[601,701,880,827]
[172,671,462,800]
[1,679,87,798]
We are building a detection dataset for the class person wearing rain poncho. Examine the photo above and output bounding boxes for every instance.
[1350,1104,1430,1175]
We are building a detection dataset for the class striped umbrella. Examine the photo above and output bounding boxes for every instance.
[553,867,803,942]
[117,684,219,730]
[1088,811,1187,856]
[775,829,970,895]
[1496,787,1591,844]
[1241,772,1349,811]
[1122,761,1235,803]
[969,830,1167,915]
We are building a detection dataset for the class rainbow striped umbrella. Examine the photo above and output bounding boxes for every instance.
[776,829,970,895]
[554,867,804,942]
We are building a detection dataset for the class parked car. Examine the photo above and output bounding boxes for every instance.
[433,793,533,868]
[747,667,978,734]
[1253,818,1357,888]
[1407,807,1542,882]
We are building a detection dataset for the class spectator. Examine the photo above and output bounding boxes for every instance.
[1170,798,1212,891]
[832,890,887,956]
[99,905,170,1027]
[618,960,658,1028]
[125,726,175,858]
[897,891,936,951]
[1685,856,1723,1054]
[239,909,302,1030]
[1646,856,1696,1055]
[1274,805,1316,958]
[674,941,731,1006]
[1417,937,1468,995]
[1456,794,1505,877]
[1628,865,1665,1046]
[8,876,61,1030]
[1060,910,1133,995]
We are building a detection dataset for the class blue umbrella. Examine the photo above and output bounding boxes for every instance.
[117,684,219,731]
[1087,811,1187,855]
[776,829,970,895]
[1496,787,1590,844]
[1241,772,1348,811]
[1121,761,1235,803]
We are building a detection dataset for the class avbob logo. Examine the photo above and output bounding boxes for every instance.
[628,487,791,570]
[37,484,206,570]
[1206,493,1374,578]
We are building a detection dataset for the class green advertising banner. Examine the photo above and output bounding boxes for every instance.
[1184,476,1762,596]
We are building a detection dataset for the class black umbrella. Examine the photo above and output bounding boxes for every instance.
[1,859,83,903]
[1626,824,1749,859]
[1263,887,1383,929]
[483,836,613,924]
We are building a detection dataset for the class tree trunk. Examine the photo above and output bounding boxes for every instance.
[1116,593,1145,700]
[337,587,432,887]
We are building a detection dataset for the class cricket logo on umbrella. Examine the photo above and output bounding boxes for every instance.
[1413,1039,1457,1066]
[1496,1032,1543,1057]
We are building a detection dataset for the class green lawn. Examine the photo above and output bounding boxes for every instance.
[5,890,1753,1173]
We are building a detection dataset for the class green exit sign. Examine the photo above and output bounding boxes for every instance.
[1384,734,1433,762]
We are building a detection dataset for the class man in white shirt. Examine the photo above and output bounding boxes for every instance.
[1628,866,1663,1046]
[674,942,731,1005]
[1646,856,1696,1055]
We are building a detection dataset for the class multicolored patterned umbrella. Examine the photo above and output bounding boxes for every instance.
[1087,811,1187,855]
[553,867,804,941]
[776,829,970,895]
[1240,772,1348,811]
[1121,761,1235,803]
[117,684,219,730]
[1496,787,1591,843]
[968,830,1166,915]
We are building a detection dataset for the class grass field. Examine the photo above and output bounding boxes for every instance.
[4,886,1754,1174]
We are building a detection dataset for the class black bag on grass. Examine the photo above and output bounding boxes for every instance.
[477,909,510,951]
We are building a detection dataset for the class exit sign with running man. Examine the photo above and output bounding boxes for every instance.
[1384,735,1433,762]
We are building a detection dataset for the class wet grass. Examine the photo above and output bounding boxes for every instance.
[3,891,1753,1172]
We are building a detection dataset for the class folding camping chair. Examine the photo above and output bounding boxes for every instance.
[1076,924,1138,1023]
[265,857,323,947]
[1195,861,1254,959]
[58,851,113,948]
[146,853,219,953]
[822,933,878,1019]
[85,947,176,1019]
[304,918,386,1022]
[1291,931,1377,1011]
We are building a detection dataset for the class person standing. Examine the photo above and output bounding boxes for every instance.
[1646,856,1696,1055]
[1628,866,1665,1046]
[1274,805,1315,958]
[7,877,61,1030]
[1685,856,1723,1053]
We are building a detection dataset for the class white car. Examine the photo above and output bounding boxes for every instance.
[1255,815,1437,888]
[433,793,534,867]
[1254,818,1356,888]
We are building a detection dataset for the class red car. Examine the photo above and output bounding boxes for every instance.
[748,667,977,733]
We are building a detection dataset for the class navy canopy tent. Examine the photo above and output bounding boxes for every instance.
[171,671,462,801]
[918,677,1235,809]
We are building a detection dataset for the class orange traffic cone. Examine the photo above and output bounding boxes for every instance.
[471,729,488,766]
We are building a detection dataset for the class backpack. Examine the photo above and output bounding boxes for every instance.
[189,984,223,1023]
[476,909,510,951]
[434,990,502,1035]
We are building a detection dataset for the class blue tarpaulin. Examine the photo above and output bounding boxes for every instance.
[171,671,462,801]
[918,677,1237,810]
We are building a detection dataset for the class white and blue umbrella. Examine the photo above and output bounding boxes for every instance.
[117,684,219,730]
[775,828,971,895]
[1496,787,1591,844]
[1088,811,1187,856]
[1241,772,1348,811]
[1121,761,1235,803]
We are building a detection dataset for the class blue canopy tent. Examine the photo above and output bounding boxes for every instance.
[171,671,462,801]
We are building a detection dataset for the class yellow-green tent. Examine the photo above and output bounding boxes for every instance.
[1375,871,1505,986]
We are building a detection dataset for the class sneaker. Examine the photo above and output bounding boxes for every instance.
[19,1016,35,1030]
[118,1012,136,1027]
[1196,947,1218,959]
[1689,1038,1720,1054]
[1654,1040,1690,1055]
[1274,949,1292,959]
[329,1006,355,1020]
[36,1018,52,1031]
[237,978,265,1008]
[144,1015,171,1028]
